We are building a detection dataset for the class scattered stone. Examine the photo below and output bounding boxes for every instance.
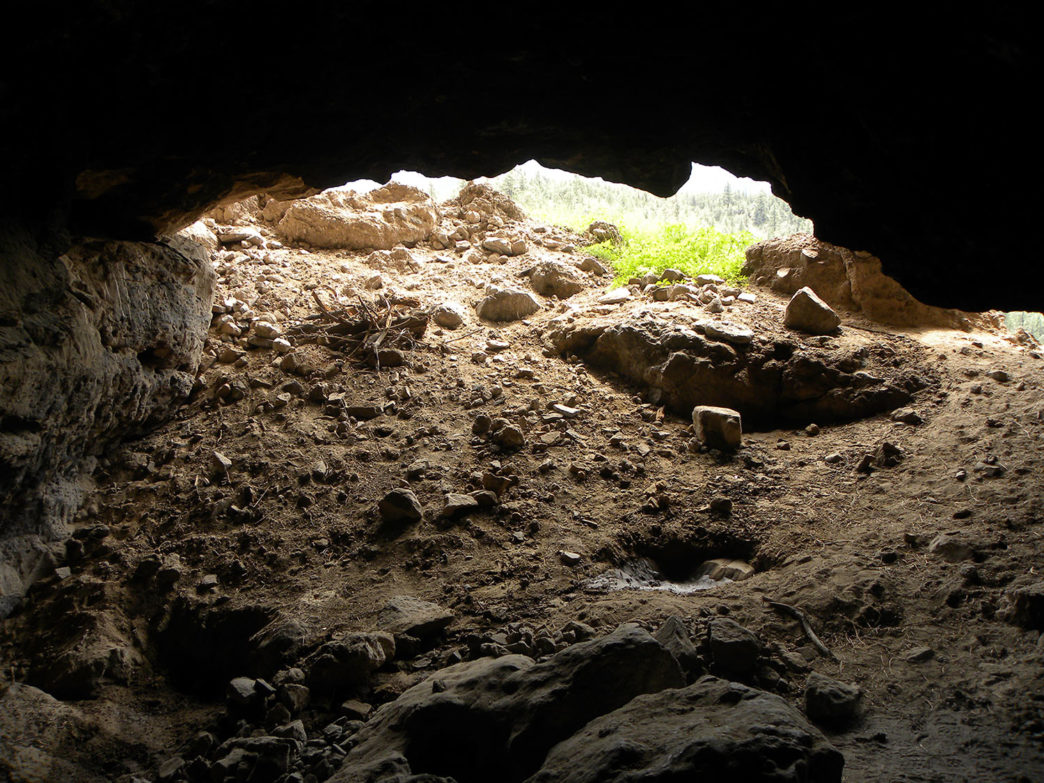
[697,558,754,581]
[432,303,465,329]
[702,320,754,346]
[476,288,541,322]
[903,646,935,663]
[197,573,219,592]
[529,260,585,299]
[441,493,479,519]
[705,295,724,313]
[692,405,742,451]
[378,489,423,525]
[227,677,258,707]
[928,533,974,562]
[696,274,725,286]
[597,287,631,305]
[376,348,406,367]
[974,460,1007,478]
[492,425,526,450]
[579,256,609,275]
[825,452,843,464]
[1010,582,1044,630]
[551,403,579,418]
[804,672,863,727]
[253,320,281,339]
[706,618,761,678]
[737,291,757,303]
[873,441,904,468]
[660,268,685,282]
[987,369,1010,383]
[472,414,492,435]
[653,616,701,677]
[891,407,923,424]
[273,719,307,742]
[559,550,582,566]
[157,756,185,782]
[347,404,382,420]
[340,699,373,721]
[210,450,233,475]
[277,683,310,714]
[785,286,841,334]
[482,236,524,256]
[378,596,454,638]
[217,346,244,363]
[806,422,821,436]
[708,496,733,515]
[304,634,391,696]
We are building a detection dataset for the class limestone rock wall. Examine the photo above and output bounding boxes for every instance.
[0,229,214,615]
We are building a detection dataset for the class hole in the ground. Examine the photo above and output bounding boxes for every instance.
[153,599,276,696]
[589,528,758,593]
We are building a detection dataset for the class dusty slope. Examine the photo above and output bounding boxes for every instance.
[2,187,1043,782]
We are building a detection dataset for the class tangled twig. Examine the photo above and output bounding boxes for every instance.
[763,597,837,660]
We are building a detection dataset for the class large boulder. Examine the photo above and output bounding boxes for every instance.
[527,676,844,782]
[336,624,684,782]
[275,182,437,250]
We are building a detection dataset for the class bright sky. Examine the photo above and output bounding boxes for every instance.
[346,160,771,197]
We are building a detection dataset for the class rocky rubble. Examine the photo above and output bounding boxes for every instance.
[547,314,929,428]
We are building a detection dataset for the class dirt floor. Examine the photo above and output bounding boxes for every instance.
[2,192,1043,783]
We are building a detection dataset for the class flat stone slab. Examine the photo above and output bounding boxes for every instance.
[377,596,454,638]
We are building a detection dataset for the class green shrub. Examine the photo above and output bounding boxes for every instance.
[583,222,754,286]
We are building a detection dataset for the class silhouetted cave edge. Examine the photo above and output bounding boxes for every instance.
[2,6,1038,311]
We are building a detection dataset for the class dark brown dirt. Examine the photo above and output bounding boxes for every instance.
[2,198,1043,783]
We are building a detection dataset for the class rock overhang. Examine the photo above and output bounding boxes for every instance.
[1,7,1038,311]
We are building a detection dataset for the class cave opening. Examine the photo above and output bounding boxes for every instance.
[4,147,1044,782]
[2,11,1044,773]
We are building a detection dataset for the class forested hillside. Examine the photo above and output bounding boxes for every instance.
[483,163,813,237]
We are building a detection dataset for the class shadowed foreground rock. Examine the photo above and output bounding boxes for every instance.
[529,676,843,783]
[335,624,684,783]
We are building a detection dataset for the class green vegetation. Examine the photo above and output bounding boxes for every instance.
[584,223,754,286]
[402,160,810,286]
[1006,311,1044,342]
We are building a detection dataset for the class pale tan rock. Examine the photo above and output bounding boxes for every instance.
[275,182,436,250]
[784,287,841,334]
[692,405,742,450]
